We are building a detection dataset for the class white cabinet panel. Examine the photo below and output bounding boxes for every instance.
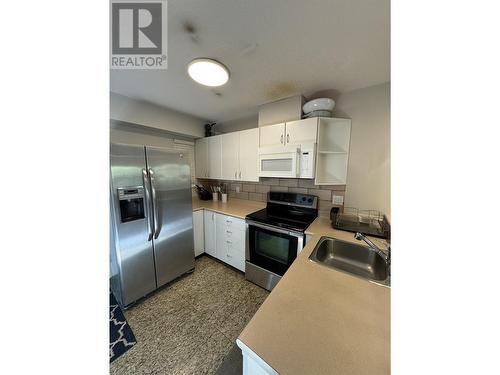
[214,212,246,272]
[195,138,209,178]
[208,135,222,179]
[204,210,216,257]
[259,123,285,147]
[226,230,245,272]
[221,132,240,180]
[285,118,318,145]
[193,210,204,257]
[215,213,228,261]
[239,128,259,182]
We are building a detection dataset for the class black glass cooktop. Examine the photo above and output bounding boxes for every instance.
[246,208,316,232]
[246,205,317,232]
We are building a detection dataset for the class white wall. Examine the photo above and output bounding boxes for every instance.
[110,92,206,138]
[111,120,182,148]
[216,83,391,217]
[216,114,258,133]
[335,82,390,218]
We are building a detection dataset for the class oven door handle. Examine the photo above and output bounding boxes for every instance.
[142,168,153,241]
[246,220,303,237]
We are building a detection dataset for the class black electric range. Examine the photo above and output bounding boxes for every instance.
[245,192,319,291]
[246,192,318,232]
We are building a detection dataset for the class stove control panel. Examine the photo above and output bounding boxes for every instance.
[268,192,318,209]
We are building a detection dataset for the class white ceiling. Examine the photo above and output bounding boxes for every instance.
[110,0,390,123]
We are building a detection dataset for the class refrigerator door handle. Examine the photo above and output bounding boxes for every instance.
[149,167,160,239]
[142,168,154,241]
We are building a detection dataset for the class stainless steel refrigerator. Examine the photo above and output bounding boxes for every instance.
[110,143,195,307]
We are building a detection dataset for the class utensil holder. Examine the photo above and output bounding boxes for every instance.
[212,192,218,201]
[221,193,228,203]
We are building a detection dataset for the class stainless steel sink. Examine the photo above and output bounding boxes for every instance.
[309,236,390,287]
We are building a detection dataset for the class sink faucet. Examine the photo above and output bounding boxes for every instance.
[354,232,391,272]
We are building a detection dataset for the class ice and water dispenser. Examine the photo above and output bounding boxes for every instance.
[117,187,145,223]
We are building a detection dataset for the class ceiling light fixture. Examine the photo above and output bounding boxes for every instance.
[187,58,229,87]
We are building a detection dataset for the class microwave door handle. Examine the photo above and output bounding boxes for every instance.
[142,169,153,241]
[148,168,160,239]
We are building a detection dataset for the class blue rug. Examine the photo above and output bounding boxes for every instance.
[110,291,137,363]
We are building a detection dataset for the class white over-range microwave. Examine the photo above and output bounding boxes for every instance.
[258,143,316,178]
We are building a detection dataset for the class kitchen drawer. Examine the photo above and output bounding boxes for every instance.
[222,215,246,231]
[224,234,245,272]
[216,225,245,252]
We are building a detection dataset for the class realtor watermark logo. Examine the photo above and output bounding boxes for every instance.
[111,0,167,69]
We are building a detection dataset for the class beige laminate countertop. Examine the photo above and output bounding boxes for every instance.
[238,216,390,375]
[192,197,266,219]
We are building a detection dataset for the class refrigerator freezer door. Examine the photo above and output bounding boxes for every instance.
[110,143,157,306]
[146,147,195,287]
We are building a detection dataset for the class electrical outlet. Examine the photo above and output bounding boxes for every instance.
[332,195,344,205]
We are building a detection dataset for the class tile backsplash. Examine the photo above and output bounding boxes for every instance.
[197,177,346,218]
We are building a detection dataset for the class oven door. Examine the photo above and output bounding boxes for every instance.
[246,221,304,276]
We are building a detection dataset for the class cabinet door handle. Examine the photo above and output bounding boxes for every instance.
[235,171,237,179]
[226,240,232,244]
[287,134,290,143]
[226,230,232,234]
[280,134,283,144]
[239,171,241,179]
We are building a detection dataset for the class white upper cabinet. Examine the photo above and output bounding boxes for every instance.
[196,128,258,182]
[195,135,222,179]
[221,132,240,180]
[259,119,318,148]
[219,129,259,182]
[208,135,222,179]
[285,118,318,145]
[195,137,209,178]
[238,128,259,182]
[259,123,286,147]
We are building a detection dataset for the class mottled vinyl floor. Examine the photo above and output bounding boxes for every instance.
[110,255,269,375]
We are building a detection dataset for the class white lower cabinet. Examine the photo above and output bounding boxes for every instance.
[204,210,216,257]
[237,339,279,375]
[200,209,246,272]
[212,212,245,272]
[201,209,246,272]
[193,210,204,257]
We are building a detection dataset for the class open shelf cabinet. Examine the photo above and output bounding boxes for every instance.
[315,117,351,185]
